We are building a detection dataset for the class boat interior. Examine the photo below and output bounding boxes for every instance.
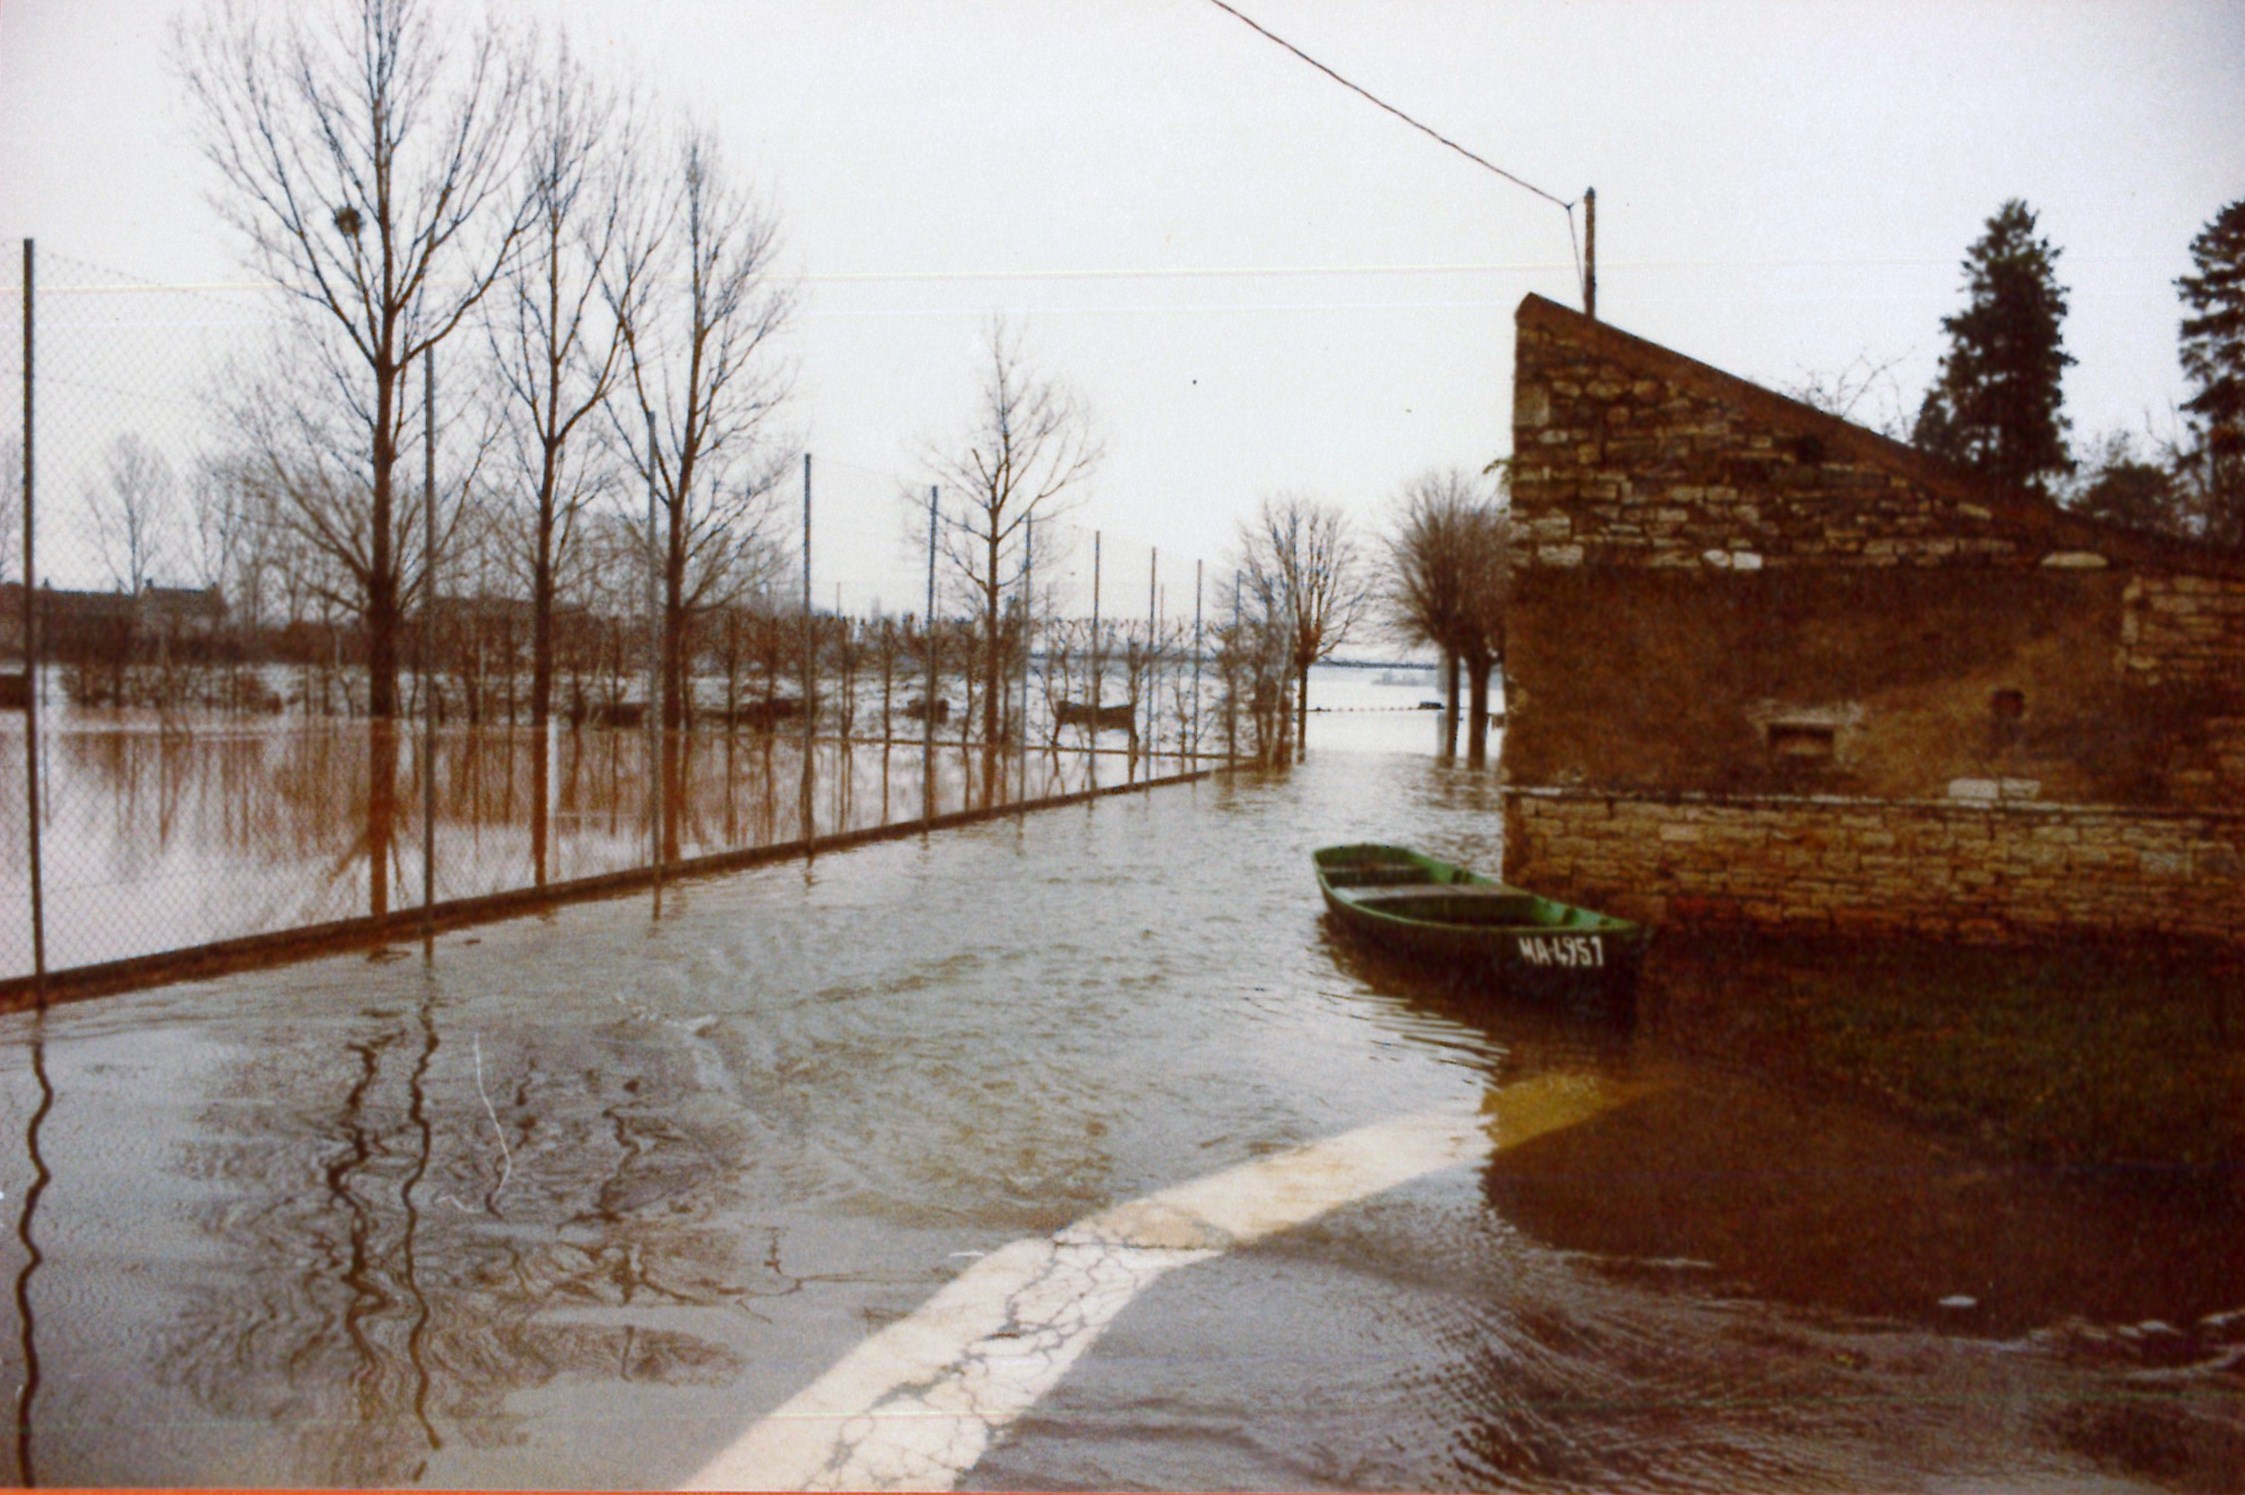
[1314,847,1465,889]
[1352,888,1617,929]
[1316,846,1624,930]
[1318,861,1452,889]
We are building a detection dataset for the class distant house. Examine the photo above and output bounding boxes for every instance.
[0,581,228,659]
[139,585,228,637]
[1500,293,2245,947]
[428,593,536,635]
[6,583,135,659]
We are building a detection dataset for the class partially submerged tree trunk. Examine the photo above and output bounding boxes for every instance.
[1441,648,1460,759]
[1378,469,1507,767]
[1465,647,1493,767]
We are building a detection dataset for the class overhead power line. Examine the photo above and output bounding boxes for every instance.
[1202,0,1574,212]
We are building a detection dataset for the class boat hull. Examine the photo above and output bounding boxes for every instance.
[1314,844,1648,997]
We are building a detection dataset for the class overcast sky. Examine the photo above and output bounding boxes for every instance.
[5,0,2244,603]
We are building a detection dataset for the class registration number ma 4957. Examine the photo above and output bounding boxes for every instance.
[1513,933,1606,969]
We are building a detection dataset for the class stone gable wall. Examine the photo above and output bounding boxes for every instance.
[1510,296,2175,579]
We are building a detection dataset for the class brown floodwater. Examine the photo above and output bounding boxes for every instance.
[0,750,2236,1490]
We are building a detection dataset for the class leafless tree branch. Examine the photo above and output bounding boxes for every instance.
[172,0,534,716]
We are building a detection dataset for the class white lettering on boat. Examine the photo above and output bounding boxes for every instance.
[1514,933,1605,969]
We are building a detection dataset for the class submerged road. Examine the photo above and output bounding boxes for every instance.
[686,1078,1637,1491]
[0,752,2235,1489]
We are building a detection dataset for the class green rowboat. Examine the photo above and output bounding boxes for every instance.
[1313,843,1648,993]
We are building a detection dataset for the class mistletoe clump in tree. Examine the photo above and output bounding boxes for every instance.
[1913,199,2076,498]
[2177,198,2245,548]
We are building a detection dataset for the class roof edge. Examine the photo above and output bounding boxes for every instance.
[1514,293,2245,579]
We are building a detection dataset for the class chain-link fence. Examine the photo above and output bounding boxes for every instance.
[2,246,1257,995]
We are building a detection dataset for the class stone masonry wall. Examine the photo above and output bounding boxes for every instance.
[1505,789,2245,947]
[2120,574,2245,689]
[1510,294,2192,579]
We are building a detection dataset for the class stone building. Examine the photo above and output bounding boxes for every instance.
[138,584,228,637]
[1499,293,2245,946]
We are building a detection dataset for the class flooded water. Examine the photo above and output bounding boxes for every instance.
[0,661,1428,982]
[0,703,1203,980]
[0,749,2236,1489]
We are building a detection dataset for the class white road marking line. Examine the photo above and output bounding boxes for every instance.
[681,1071,1635,1493]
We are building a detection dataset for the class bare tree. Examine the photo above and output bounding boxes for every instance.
[1218,579,1292,769]
[1386,469,1474,757]
[1385,467,1509,763]
[90,435,181,595]
[2063,428,2193,540]
[184,452,279,710]
[186,455,248,602]
[221,341,496,697]
[613,126,793,850]
[1455,500,1511,769]
[1237,493,1368,760]
[1781,351,1914,438]
[173,0,532,719]
[488,37,651,747]
[926,320,1102,758]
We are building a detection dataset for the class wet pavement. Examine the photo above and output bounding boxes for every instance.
[0,750,2237,1489]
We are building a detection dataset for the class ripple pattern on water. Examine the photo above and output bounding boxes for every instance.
[0,752,2233,1489]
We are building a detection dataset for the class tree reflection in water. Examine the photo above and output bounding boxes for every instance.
[8,1024,53,1488]
[145,993,779,1486]
[4,717,1159,979]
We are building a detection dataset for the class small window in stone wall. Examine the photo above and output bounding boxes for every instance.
[1766,722,1837,760]
[1989,688,2026,751]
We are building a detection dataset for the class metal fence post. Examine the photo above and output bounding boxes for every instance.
[1017,516,1032,812]
[800,451,814,842]
[1192,560,1203,764]
[646,408,663,915]
[1088,531,1101,793]
[923,485,937,823]
[421,344,437,956]
[20,240,43,1003]
[1145,548,1157,788]
[1228,571,1241,764]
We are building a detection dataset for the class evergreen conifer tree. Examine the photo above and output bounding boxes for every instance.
[1913,200,2075,496]
[2176,198,2245,547]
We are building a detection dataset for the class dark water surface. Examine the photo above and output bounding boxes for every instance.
[0,753,2236,1489]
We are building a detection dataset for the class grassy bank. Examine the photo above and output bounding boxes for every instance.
[1645,934,2245,1174]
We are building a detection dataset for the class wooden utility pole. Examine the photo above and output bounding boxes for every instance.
[1583,186,1597,321]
